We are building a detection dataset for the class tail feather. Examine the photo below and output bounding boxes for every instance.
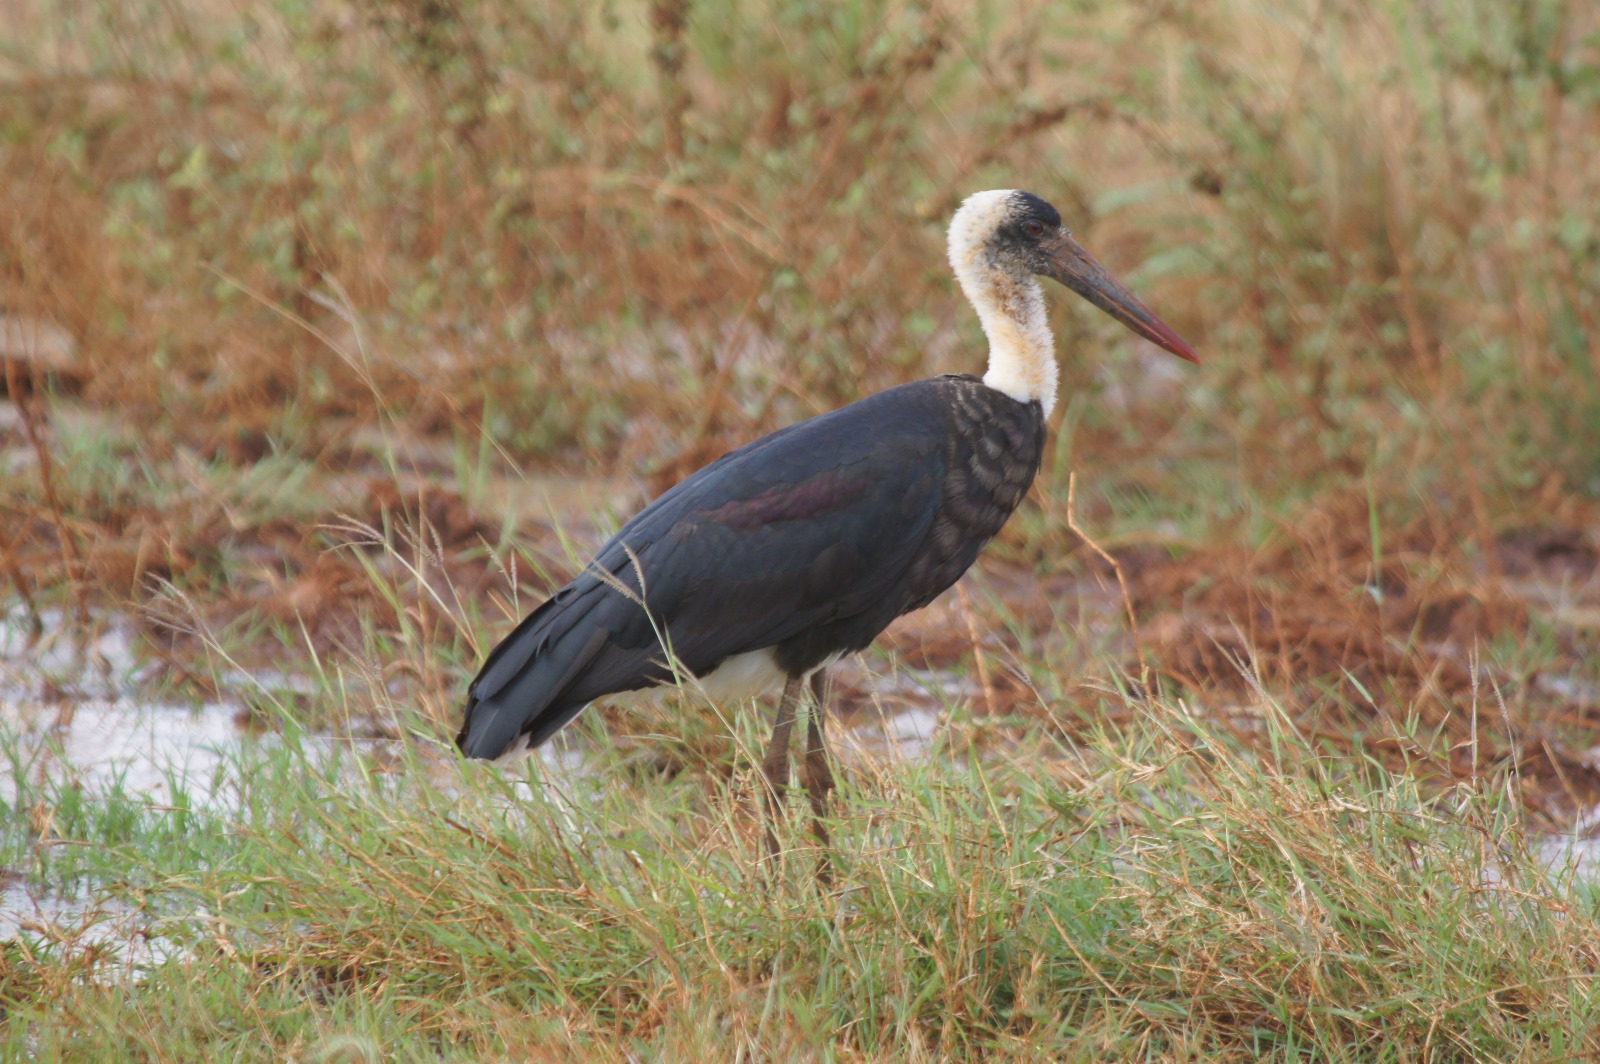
[457,593,612,760]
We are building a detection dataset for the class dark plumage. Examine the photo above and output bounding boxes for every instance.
[458,189,1198,867]
[458,375,1043,758]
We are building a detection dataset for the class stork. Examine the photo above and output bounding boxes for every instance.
[458,190,1198,863]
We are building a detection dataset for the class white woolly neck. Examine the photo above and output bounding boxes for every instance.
[946,190,1057,417]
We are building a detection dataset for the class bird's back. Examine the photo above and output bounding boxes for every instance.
[458,375,1044,759]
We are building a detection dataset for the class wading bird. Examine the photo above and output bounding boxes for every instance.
[458,190,1198,862]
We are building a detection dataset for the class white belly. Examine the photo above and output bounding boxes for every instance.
[615,647,790,708]
[498,647,841,766]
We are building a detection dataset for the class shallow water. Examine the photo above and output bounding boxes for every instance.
[3,697,244,807]
[0,883,183,970]
[837,704,946,761]
[1,611,283,967]
[0,611,248,808]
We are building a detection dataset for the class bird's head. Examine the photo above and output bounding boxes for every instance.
[947,189,1199,365]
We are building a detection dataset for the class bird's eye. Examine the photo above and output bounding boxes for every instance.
[1022,219,1045,237]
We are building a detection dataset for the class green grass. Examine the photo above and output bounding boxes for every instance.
[4,698,1600,1060]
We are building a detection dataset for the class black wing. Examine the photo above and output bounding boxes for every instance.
[458,379,966,758]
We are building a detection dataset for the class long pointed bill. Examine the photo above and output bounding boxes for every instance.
[1040,229,1200,364]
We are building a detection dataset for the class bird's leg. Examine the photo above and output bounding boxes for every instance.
[802,670,837,884]
[761,676,804,866]
[802,670,836,839]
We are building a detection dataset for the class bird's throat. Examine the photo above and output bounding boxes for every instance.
[971,275,1058,417]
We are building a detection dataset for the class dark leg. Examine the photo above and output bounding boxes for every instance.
[761,675,804,865]
[802,670,837,880]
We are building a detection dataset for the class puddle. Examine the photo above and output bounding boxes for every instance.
[0,610,244,965]
[3,698,243,807]
[1,610,249,808]
[0,610,415,970]
[1530,793,1600,888]
[1535,673,1600,709]
[0,884,182,970]
[838,704,946,762]
[1537,835,1600,885]
[826,661,992,762]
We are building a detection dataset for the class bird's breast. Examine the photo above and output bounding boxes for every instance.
[888,378,1045,613]
[943,380,1046,538]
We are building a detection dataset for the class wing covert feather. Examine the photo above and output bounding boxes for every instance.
[560,382,956,679]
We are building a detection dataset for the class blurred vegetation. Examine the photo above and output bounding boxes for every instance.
[3,0,1594,478]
